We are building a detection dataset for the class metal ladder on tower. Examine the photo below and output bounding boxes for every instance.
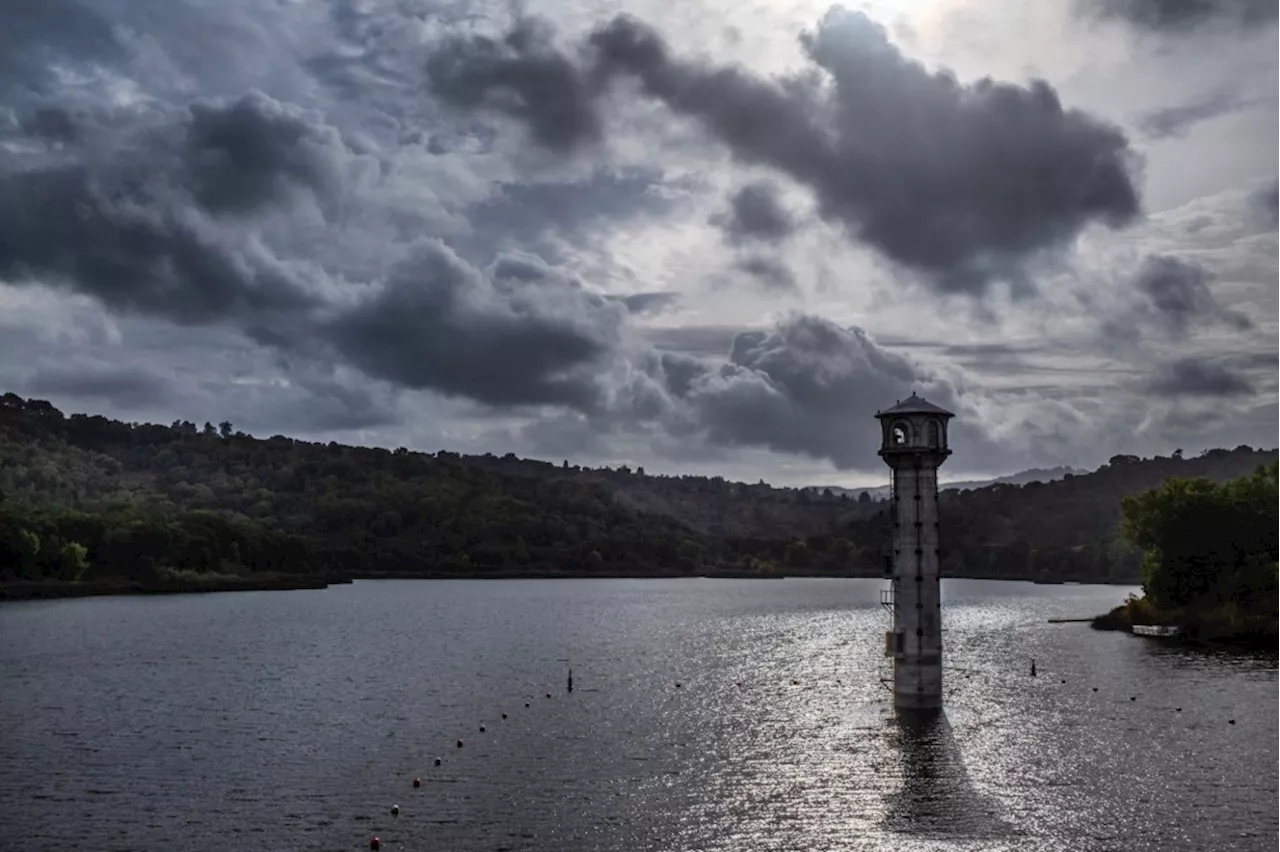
[878,474,897,693]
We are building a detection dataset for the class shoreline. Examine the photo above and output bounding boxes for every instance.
[1090,602,1278,653]
[1,571,1136,601]
[0,575,343,601]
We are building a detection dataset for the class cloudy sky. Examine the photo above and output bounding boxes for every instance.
[1,0,1276,487]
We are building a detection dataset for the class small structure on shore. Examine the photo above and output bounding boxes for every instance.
[877,393,954,713]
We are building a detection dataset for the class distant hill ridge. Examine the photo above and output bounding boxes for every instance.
[810,465,1088,502]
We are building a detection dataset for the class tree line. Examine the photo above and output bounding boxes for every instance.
[1,392,1275,588]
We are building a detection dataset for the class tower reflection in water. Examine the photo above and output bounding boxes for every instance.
[882,711,1017,842]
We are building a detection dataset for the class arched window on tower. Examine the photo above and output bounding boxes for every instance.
[927,420,941,448]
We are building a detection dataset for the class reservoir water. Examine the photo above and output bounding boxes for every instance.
[1,578,1275,851]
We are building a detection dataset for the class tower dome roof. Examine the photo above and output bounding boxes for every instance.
[876,392,954,419]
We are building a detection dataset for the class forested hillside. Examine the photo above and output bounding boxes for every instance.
[837,448,1277,581]
[1,392,1274,592]
[0,394,857,589]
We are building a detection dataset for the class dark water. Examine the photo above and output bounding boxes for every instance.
[1,579,1275,852]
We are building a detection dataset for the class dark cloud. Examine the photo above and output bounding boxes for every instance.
[19,106,80,143]
[23,364,170,409]
[1248,178,1278,227]
[618,291,680,315]
[426,17,601,153]
[0,90,629,413]
[593,9,1140,294]
[712,181,796,243]
[436,9,1140,295]
[1130,254,1251,337]
[1079,0,1277,32]
[0,165,319,325]
[322,240,621,409]
[463,169,678,254]
[735,255,799,292]
[670,314,965,469]
[184,92,350,215]
[1137,92,1259,139]
[1145,357,1256,397]
[273,373,402,432]
[0,0,123,96]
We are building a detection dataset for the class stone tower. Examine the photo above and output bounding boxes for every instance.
[877,393,954,712]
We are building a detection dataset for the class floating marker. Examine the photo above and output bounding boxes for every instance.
[479,725,486,733]
[456,739,464,748]
[1092,687,1098,692]
[1060,679,1066,684]
[502,713,508,720]
[434,758,442,766]
[1130,696,1136,701]
[524,702,530,708]
[675,682,682,689]
[391,804,400,817]
[370,837,381,851]
[545,693,552,699]
[1175,708,1181,712]
[1229,719,1236,725]
[412,777,421,788]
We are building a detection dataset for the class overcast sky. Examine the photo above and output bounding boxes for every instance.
[1,0,1276,487]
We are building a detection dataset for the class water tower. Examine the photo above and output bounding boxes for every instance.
[876,393,954,712]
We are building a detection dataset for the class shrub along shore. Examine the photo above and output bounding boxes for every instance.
[1091,462,1278,651]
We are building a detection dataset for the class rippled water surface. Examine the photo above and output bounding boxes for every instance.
[1,579,1275,852]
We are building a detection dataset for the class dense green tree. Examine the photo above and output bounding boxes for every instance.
[1122,463,1278,610]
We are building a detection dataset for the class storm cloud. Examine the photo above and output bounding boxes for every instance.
[426,17,602,153]
[1145,357,1256,397]
[323,241,625,409]
[1131,254,1251,337]
[712,182,796,244]
[0,90,369,331]
[183,92,352,215]
[0,1,1273,481]
[734,256,799,293]
[0,164,319,325]
[1249,179,1278,227]
[1080,0,1278,32]
[667,314,966,469]
[436,8,1141,295]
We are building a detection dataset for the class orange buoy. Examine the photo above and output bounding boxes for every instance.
[412,777,421,788]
